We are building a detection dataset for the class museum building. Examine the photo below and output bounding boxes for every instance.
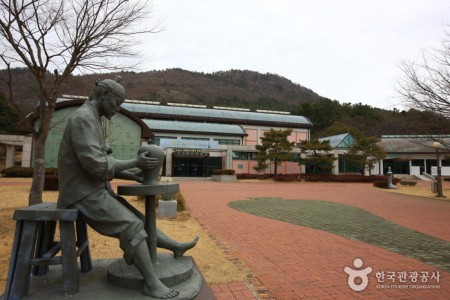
[37,95,313,177]
[4,95,450,179]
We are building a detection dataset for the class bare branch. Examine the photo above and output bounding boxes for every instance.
[397,26,450,119]
[0,54,23,117]
[0,0,160,203]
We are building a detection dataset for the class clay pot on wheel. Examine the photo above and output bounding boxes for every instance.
[138,144,164,185]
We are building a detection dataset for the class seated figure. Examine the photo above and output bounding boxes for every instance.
[57,78,197,298]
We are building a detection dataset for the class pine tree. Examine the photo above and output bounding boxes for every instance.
[297,140,337,174]
[254,128,295,175]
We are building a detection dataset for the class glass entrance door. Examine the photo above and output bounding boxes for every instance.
[172,157,207,177]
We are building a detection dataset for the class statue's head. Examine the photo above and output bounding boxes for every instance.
[90,76,125,103]
[90,76,126,119]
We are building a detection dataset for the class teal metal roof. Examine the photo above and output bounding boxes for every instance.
[142,119,246,136]
[122,103,312,127]
[319,133,355,149]
[378,137,450,153]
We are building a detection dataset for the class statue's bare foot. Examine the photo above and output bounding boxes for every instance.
[173,236,199,258]
[142,281,179,299]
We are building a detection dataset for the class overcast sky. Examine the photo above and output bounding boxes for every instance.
[137,0,450,110]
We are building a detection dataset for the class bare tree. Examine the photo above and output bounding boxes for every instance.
[398,27,450,116]
[0,0,159,204]
[397,27,450,149]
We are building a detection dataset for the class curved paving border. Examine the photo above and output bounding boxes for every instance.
[229,197,450,273]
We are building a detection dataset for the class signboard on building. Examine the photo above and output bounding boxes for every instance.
[173,149,209,158]
[160,139,219,150]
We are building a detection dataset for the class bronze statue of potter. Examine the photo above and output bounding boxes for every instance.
[57,78,198,299]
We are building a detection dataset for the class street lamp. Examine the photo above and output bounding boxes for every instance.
[433,142,445,197]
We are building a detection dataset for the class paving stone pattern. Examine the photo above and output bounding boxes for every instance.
[229,197,450,273]
[178,181,450,299]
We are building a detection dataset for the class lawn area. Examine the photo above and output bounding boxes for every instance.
[383,181,450,201]
[0,178,250,295]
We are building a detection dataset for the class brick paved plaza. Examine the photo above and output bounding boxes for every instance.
[179,181,450,299]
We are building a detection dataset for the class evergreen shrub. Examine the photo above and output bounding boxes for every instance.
[373,181,389,188]
[238,173,401,183]
[236,173,273,180]
[212,169,236,175]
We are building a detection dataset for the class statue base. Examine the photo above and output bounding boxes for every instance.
[107,253,197,289]
[11,258,210,300]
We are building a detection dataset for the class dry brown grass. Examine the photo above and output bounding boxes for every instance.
[0,179,250,294]
[381,184,450,201]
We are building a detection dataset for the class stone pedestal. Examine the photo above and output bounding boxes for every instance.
[115,181,202,299]
[107,253,200,290]
[158,200,177,219]
[211,174,237,182]
[104,144,203,299]
[11,259,212,300]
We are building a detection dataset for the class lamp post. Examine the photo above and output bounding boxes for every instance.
[433,142,445,197]
[387,166,397,189]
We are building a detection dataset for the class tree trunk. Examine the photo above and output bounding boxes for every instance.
[274,159,278,175]
[28,98,55,205]
[28,135,46,205]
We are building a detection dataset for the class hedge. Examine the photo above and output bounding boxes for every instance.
[373,181,389,188]
[236,173,273,180]
[44,175,59,191]
[399,180,417,186]
[1,167,58,178]
[237,173,401,183]
[212,169,236,175]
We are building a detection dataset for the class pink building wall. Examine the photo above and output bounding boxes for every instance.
[244,128,258,146]
[243,128,308,146]
[233,160,301,175]
[270,161,301,174]
[232,160,261,174]
[289,131,307,143]
[236,128,307,174]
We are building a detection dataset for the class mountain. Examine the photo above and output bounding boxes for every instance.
[72,69,326,111]
[0,68,325,113]
[1,67,450,137]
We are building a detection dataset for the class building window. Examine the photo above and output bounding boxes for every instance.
[181,137,209,141]
[339,157,361,173]
[153,136,176,146]
[290,153,300,162]
[214,139,241,145]
[383,159,410,174]
[232,151,256,160]
[442,157,450,167]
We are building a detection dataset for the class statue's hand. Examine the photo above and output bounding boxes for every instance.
[103,144,113,155]
[134,170,143,183]
[137,151,159,169]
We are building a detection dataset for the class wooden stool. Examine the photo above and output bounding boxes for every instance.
[4,202,92,299]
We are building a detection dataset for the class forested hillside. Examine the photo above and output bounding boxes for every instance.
[0,68,321,112]
[1,67,449,137]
